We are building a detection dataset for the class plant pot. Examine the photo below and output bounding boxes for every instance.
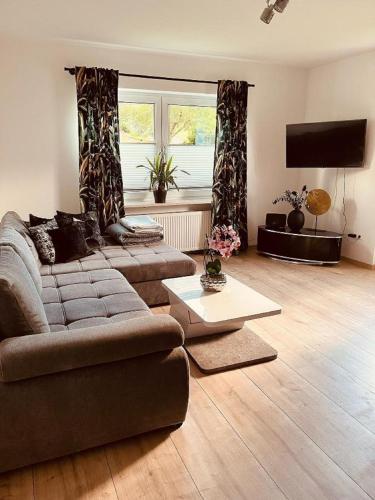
[153,187,167,203]
[200,273,227,292]
[287,209,305,233]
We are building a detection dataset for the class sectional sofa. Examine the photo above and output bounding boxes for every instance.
[0,211,196,472]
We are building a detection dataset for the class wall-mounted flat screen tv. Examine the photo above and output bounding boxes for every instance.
[286,119,367,168]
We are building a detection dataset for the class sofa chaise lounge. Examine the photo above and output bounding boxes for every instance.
[0,211,196,472]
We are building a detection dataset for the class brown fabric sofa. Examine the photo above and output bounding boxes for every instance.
[0,211,196,473]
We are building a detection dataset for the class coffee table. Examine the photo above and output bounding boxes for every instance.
[162,274,281,338]
[162,274,281,373]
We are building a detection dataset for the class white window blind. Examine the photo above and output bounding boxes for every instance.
[119,143,156,190]
[167,145,214,188]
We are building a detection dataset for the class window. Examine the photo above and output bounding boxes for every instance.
[118,90,216,201]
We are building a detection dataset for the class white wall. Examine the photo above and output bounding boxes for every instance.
[300,51,375,265]
[0,35,307,244]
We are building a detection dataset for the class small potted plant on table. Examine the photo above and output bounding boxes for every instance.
[201,225,241,292]
[137,147,189,203]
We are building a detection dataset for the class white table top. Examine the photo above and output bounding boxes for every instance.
[162,274,281,326]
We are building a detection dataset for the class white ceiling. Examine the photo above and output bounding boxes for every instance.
[1,0,375,68]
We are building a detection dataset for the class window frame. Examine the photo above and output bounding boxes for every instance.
[118,89,217,197]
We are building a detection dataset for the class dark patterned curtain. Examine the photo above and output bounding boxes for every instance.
[75,66,125,231]
[212,80,248,250]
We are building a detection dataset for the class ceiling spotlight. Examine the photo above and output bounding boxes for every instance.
[260,0,290,24]
[274,0,289,13]
[260,4,275,24]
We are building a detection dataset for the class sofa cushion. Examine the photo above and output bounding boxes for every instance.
[56,210,105,248]
[0,211,29,235]
[29,214,55,227]
[23,233,42,267]
[0,211,42,269]
[0,247,50,339]
[42,269,151,331]
[49,223,94,263]
[0,227,43,294]
[40,243,197,283]
[29,220,58,265]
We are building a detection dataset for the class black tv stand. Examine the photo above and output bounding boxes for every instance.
[257,226,342,265]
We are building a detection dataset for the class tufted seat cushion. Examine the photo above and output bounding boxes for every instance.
[40,243,196,284]
[42,269,151,331]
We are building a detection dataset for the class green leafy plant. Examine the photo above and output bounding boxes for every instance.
[205,258,222,275]
[137,147,189,191]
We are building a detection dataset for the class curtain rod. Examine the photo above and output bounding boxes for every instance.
[64,67,255,88]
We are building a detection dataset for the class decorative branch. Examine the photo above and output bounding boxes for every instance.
[273,185,308,210]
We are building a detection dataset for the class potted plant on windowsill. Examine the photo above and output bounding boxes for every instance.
[273,185,309,233]
[137,147,189,203]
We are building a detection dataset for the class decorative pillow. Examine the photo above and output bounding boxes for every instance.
[29,214,55,227]
[29,220,58,264]
[48,223,94,263]
[56,210,105,248]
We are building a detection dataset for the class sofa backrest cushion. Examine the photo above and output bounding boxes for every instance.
[0,211,42,268]
[0,227,43,294]
[0,211,28,234]
[23,232,43,268]
[0,246,50,339]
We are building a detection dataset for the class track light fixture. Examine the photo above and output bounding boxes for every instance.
[260,0,289,24]
[260,4,274,24]
[274,0,289,13]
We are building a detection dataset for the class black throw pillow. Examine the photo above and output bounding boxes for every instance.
[55,210,105,248]
[48,223,94,263]
[29,214,55,227]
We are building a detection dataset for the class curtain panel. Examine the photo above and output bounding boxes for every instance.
[75,66,125,231]
[212,80,248,250]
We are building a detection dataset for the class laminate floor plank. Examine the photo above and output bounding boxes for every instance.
[170,378,285,500]
[0,467,34,500]
[193,365,371,500]
[32,448,117,500]
[242,358,375,497]
[105,430,201,500]
[250,319,375,434]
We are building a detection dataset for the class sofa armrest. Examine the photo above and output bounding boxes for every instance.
[0,314,184,382]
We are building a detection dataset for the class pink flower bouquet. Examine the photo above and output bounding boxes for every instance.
[204,225,241,276]
[208,225,241,260]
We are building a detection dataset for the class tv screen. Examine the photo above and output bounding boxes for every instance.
[286,119,367,168]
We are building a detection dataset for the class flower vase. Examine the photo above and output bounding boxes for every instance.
[200,272,227,292]
[287,209,305,233]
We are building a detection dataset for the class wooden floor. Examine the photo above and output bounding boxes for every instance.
[2,249,375,500]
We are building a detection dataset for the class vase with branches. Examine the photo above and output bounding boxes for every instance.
[137,146,189,203]
[273,185,308,233]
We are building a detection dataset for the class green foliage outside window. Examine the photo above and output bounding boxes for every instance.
[119,101,216,146]
[168,105,216,145]
[119,103,154,143]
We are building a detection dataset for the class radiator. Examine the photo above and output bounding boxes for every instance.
[152,210,211,251]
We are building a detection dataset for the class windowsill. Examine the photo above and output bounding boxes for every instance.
[124,187,212,214]
[125,198,212,215]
